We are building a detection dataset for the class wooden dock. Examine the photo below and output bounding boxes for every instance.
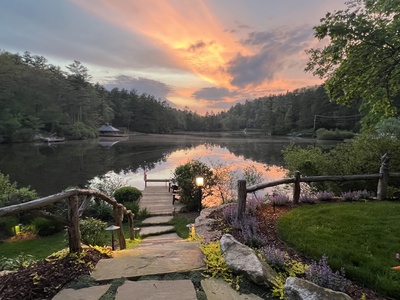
[140,186,184,215]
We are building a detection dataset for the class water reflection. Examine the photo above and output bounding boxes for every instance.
[0,134,318,197]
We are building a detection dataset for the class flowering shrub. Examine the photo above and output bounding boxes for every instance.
[261,245,290,270]
[305,255,349,292]
[299,193,317,204]
[341,191,356,201]
[353,189,373,200]
[315,191,335,201]
[220,200,267,247]
[268,193,291,206]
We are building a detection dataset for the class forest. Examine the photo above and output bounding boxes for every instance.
[0,50,384,143]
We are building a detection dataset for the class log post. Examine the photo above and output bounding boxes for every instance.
[114,204,126,250]
[377,153,390,201]
[237,180,247,220]
[67,195,82,253]
[293,171,301,204]
[127,211,135,240]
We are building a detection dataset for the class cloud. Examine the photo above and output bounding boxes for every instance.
[103,75,173,100]
[192,87,238,101]
[227,25,314,88]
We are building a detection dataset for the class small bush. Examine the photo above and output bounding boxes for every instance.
[299,193,317,204]
[315,191,335,201]
[83,203,114,222]
[58,122,96,140]
[305,255,349,292]
[268,193,291,206]
[31,217,64,236]
[0,253,37,271]
[80,218,108,246]
[0,216,19,237]
[123,201,140,215]
[261,245,290,270]
[114,186,142,203]
[341,191,356,202]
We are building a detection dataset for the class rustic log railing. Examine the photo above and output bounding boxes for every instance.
[0,189,135,253]
[237,155,400,219]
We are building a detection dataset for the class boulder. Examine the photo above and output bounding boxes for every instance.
[220,234,277,287]
[195,206,223,243]
[284,277,353,300]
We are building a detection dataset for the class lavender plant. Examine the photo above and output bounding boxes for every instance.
[353,189,373,200]
[315,191,335,201]
[261,245,290,270]
[305,255,349,292]
[341,191,356,202]
[268,193,291,206]
[220,200,267,247]
[299,193,316,204]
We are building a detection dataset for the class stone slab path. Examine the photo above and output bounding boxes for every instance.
[140,186,185,215]
[139,225,174,236]
[90,240,205,282]
[52,284,111,300]
[141,215,173,225]
[115,280,197,300]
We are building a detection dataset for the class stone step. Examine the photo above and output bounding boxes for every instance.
[115,280,197,300]
[90,241,205,282]
[139,225,174,236]
[141,215,173,225]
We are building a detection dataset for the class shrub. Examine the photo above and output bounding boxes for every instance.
[0,216,19,237]
[80,218,108,246]
[114,186,142,203]
[31,217,64,236]
[0,253,37,271]
[220,202,267,247]
[305,255,349,292]
[315,191,335,201]
[261,245,290,270]
[173,160,214,211]
[299,193,317,204]
[83,203,114,222]
[341,191,356,201]
[268,193,291,206]
[123,201,140,215]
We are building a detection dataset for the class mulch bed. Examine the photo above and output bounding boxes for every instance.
[0,248,111,300]
[211,203,390,300]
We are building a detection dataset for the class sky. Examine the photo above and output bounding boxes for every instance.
[1,0,348,114]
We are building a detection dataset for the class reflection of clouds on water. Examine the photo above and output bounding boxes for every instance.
[117,144,288,205]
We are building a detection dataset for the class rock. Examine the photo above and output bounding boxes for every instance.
[220,234,277,287]
[201,278,263,300]
[195,206,223,243]
[284,277,353,300]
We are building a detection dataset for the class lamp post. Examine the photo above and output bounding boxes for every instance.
[195,176,204,211]
[105,225,120,251]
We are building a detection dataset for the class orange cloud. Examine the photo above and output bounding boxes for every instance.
[74,0,250,88]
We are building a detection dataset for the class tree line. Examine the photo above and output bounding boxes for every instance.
[0,49,392,143]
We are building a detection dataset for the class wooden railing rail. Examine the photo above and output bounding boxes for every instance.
[0,189,135,253]
[238,154,400,219]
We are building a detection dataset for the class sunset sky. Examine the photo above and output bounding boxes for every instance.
[1,0,347,114]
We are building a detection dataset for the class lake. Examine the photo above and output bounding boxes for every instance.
[0,132,324,198]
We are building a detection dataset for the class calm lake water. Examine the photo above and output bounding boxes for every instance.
[0,132,325,198]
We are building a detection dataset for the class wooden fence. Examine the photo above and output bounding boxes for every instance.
[0,189,135,253]
[237,154,400,219]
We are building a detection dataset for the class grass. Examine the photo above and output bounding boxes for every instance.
[277,201,400,298]
[1,213,197,260]
[0,232,67,260]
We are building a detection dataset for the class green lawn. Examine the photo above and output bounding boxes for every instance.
[0,232,67,260]
[1,214,196,261]
[277,201,400,298]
